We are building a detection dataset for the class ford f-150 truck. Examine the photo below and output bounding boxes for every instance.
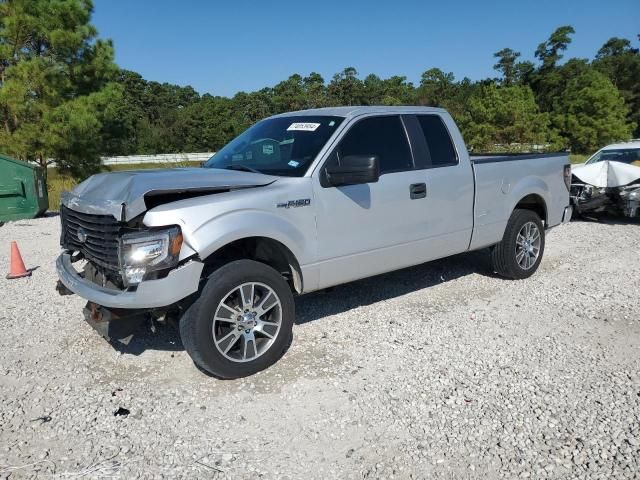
[56,106,572,378]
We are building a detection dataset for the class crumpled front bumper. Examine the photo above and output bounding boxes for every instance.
[56,252,203,309]
[561,205,573,224]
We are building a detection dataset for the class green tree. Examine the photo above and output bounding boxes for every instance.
[233,88,275,128]
[173,95,239,153]
[273,74,307,112]
[552,68,634,153]
[416,69,476,120]
[327,67,364,106]
[380,76,415,105]
[530,26,578,112]
[593,36,640,136]
[45,83,123,178]
[110,70,202,155]
[493,48,521,85]
[459,84,555,152]
[302,72,327,108]
[363,74,414,105]
[417,68,456,106]
[493,48,535,86]
[535,25,575,70]
[0,0,120,178]
[362,74,385,104]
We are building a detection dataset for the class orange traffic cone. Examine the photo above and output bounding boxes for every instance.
[6,241,31,279]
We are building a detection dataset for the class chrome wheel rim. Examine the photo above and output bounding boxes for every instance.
[212,282,282,363]
[515,221,541,270]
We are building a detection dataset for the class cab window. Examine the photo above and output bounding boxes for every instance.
[335,116,413,174]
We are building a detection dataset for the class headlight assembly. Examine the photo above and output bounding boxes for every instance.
[118,226,183,286]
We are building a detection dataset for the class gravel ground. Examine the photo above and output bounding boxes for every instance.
[0,215,639,479]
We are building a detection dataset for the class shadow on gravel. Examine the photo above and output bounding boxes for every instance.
[110,322,184,356]
[571,213,640,225]
[106,249,495,355]
[295,249,495,325]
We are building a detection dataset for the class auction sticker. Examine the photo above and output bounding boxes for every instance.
[287,122,320,132]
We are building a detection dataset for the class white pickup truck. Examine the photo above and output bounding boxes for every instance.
[56,106,572,378]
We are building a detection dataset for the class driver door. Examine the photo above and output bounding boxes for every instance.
[312,115,430,289]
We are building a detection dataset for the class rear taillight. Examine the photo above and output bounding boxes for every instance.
[563,164,571,191]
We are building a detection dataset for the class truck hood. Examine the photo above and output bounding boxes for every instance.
[572,161,640,188]
[61,168,278,221]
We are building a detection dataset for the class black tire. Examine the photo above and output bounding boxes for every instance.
[491,209,545,280]
[180,259,295,379]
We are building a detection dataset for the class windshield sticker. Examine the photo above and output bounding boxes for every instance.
[262,144,274,155]
[288,160,300,167]
[287,122,321,132]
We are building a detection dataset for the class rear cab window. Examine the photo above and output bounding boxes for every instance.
[415,115,458,168]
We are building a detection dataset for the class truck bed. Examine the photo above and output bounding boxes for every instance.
[469,152,570,250]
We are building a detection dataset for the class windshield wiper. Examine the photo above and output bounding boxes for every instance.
[224,164,262,174]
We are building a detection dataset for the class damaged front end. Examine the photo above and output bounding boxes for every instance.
[56,208,201,343]
[56,167,277,343]
[570,182,640,217]
[570,161,640,218]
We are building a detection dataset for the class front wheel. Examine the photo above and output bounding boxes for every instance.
[491,209,545,280]
[180,259,295,378]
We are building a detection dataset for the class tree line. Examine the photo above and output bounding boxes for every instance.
[1,0,638,179]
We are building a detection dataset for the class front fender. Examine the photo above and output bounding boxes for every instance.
[144,205,312,266]
[188,209,309,262]
[141,177,316,266]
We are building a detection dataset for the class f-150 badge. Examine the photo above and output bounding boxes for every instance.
[277,199,311,209]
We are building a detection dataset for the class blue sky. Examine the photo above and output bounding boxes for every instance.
[93,0,639,97]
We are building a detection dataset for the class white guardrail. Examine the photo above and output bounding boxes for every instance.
[100,152,215,166]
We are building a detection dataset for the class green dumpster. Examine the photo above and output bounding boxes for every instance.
[0,154,49,222]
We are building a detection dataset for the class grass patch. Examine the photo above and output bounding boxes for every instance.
[47,161,201,211]
[570,154,588,164]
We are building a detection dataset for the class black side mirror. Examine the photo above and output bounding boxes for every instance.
[326,155,380,187]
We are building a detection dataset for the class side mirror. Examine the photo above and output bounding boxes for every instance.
[326,155,380,187]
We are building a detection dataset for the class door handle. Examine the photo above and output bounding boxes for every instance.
[410,183,427,199]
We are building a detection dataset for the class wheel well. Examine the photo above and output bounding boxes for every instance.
[202,237,303,294]
[515,194,547,225]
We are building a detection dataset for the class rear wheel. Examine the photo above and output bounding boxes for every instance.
[180,259,294,378]
[491,209,545,279]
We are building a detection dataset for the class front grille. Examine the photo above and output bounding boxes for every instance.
[60,205,122,271]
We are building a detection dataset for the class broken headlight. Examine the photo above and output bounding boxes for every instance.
[625,189,640,201]
[118,227,183,286]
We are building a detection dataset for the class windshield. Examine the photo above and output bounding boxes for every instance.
[586,148,640,166]
[203,115,344,176]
